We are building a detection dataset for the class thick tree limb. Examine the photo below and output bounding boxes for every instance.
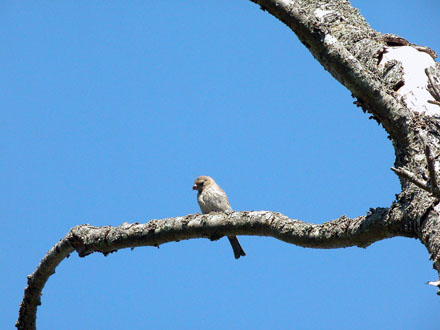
[17,207,410,330]
[251,0,416,143]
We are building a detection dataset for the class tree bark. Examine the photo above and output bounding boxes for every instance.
[17,0,440,329]
[249,0,440,279]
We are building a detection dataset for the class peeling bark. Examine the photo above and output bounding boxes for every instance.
[17,0,440,328]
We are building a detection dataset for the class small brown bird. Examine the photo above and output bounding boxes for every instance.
[192,176,246,259]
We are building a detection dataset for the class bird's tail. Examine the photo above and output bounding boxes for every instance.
[227,236,246,259]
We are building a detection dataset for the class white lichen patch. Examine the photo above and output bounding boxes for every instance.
[379,46,439,116]
[414,153,426,162]
[434,202,440,216]
[323,34,338,46]
[315,8,334,21]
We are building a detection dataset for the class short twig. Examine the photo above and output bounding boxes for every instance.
[425,68,440,102]
[428,100,440,106]
[427,280,440,287]
[425,145,440,196]
[391,167,432,193]
[427,280,440,296]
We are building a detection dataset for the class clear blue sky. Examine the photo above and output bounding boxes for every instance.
[2,1,440,329]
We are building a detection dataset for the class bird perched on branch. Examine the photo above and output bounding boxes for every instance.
[192,176,246,259]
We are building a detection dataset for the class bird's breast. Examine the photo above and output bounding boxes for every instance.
[198,188,231,213]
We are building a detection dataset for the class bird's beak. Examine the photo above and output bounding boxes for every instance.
[192,184,198,190]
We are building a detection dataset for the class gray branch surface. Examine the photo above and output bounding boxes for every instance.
[17,208,413,330]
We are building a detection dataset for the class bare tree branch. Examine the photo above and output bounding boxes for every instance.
[391,167,432,193]
[245,4,440,283]
[425,145,440,196]
[16,238,74,330]
[17,208,410,329]
[428,100,440,106]
[251,0,416,143]
[391,146,440,199]
[426,68,440,102]
[16,1,440,328]
[427,280,440,287]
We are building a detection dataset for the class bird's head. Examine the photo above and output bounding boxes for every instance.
[192,176,213,192]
